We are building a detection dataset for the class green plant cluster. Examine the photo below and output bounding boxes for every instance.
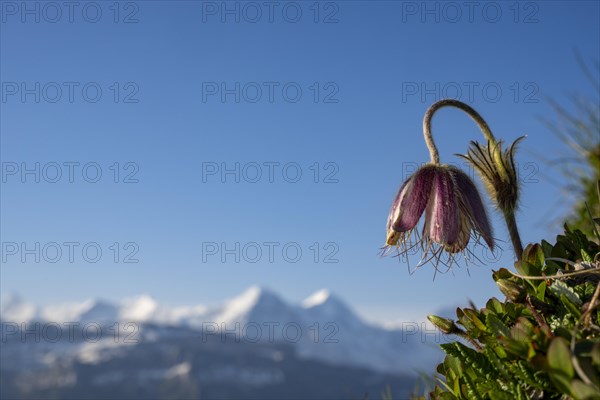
[425,225,600,400]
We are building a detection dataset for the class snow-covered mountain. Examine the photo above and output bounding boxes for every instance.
[1,287,445,375]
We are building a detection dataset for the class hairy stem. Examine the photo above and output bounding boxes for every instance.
[423,99,497,165]
[503,209,524,260]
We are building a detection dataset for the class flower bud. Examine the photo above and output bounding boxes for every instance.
[459,137,525,215]
[496,279,526,302]
[427,315,461,334]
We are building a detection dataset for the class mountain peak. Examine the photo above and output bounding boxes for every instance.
[301,289,331,308]
[120,295,158,321]
[79,299,120,323]
[301,289,358,323]
[233,286,282,305]
[236,285,262,304]
[1,293,37,322]
[215,286,287,325]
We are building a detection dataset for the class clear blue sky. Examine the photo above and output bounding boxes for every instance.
[1,1,599,323]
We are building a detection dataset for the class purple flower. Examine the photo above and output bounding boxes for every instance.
[384,164,494,266]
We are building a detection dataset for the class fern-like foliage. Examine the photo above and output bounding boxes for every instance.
[423,223,600,400]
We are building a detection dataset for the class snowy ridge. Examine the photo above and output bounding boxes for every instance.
[1,287,444,374]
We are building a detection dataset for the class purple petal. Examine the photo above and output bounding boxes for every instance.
[389,165,436,233]
[387,179,410,232]
[425,169,459,246]
[444,214,472,253]
[450,167,494,250]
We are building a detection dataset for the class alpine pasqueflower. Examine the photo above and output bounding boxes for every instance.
[384,163,494,269]
[383,99,525,270]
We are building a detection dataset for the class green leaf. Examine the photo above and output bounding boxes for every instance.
[560,294,583,319]
[492,268,513,281]
[549,280,583,306]
[549,372,574,397]
[424,221,600,399]
[464,309,488,332]
[572,340,600,389]
[536,281,547,301]
[541,239,554,257]
[486,313,510,338]
[455,307,464,320]
[501,318,536,359]
[551,241,569,261]
[571,380,600,400]
[592,342,600,368]
[523,243,545,268]
[442,352,463,377]
[548,337,574,379]
[547,338,575,396]
[580,248,593,263]
[514,262,542,289]
[485,297,504,315]
[484,385,513,400]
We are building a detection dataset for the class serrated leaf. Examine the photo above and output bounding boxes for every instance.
[581,248,593,263]
[485,385,513,400]
[549,280,583,306]
[423,221,600,399]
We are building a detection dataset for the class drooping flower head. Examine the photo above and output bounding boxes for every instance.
[382,99,525,270]
[384,163,494,269]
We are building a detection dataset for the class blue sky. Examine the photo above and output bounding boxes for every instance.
[1,0,599,323]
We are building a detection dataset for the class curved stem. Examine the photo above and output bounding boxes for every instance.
[423,99,497,164]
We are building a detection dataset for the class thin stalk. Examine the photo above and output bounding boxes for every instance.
[508,268,600,280]
[503,209,524,260]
